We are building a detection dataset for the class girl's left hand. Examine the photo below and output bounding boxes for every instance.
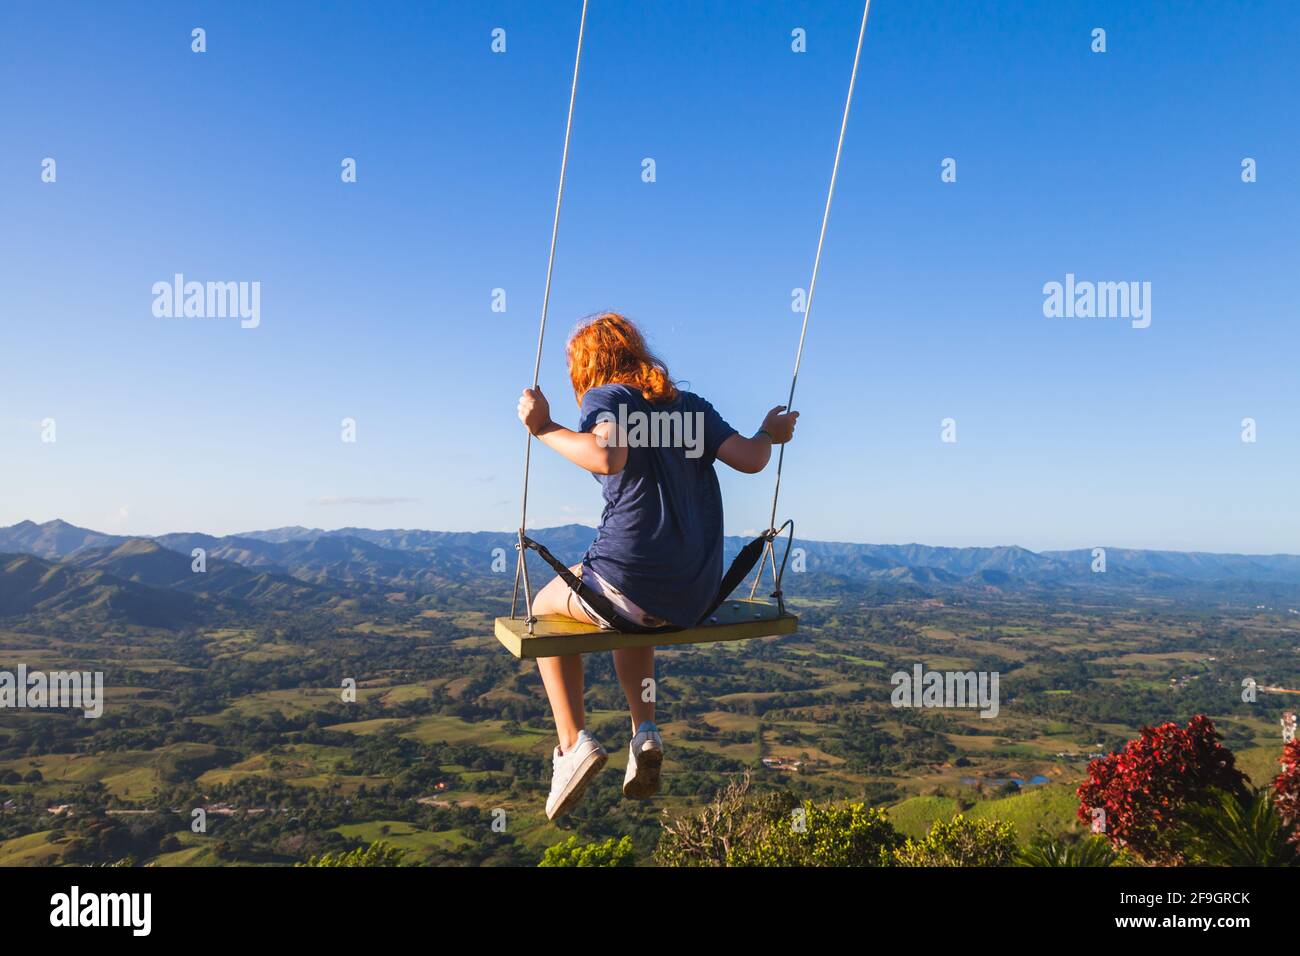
[517,387,553,436]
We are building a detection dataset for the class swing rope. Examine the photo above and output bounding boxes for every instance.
[751,0,872,601]
[512,0,590,629]
[511,0,872,634]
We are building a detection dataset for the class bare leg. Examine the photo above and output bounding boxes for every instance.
[537,655,584,752]
[613,646,655,734]
[532,565,602,752]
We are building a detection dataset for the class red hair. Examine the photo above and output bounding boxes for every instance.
[566,312,678,405]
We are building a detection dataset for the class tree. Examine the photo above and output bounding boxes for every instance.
[1076,715,1247,864]
[727,801,902,867]
[655,772,797,867]
[1273,739,1300,848]
[892,815,1018,867]
[538,836,635,867]
[298,840,407,867]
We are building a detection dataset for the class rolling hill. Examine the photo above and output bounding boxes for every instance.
[68,539,336,608]
[0,519,128,560]
[2,519,1299,625]
[0,552,204,629]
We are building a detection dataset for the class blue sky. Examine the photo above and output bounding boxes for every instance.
[2,1,1297,553]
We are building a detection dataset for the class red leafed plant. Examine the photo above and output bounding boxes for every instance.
[1077,715,1247,864]
[1274,739,1300,847]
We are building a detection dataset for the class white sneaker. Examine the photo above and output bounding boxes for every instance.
[623,721,663,799]
[545,730,607,820]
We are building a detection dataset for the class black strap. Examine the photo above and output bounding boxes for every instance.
[520,537,679,635]
[695,532,773,625]
[521,521,792,635]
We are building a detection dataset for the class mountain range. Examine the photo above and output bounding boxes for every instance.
[1,518,1298,628]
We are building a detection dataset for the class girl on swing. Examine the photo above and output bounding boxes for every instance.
[516,311,799,819]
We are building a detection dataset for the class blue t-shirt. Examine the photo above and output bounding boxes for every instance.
[578,384,738,627]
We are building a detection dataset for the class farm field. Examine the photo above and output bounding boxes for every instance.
[2,583,1295,866]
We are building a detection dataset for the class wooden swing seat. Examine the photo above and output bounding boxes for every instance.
[495,598,797,659]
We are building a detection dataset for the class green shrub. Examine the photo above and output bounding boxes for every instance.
[298,840,406,867]
[892,814,1018,867]
[538,835,636,867]
[1172,788,1299,867]
[655,772,798,867]
[1017,833,1121,867]
[728,801,902,867]
[655,776,1030,868]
